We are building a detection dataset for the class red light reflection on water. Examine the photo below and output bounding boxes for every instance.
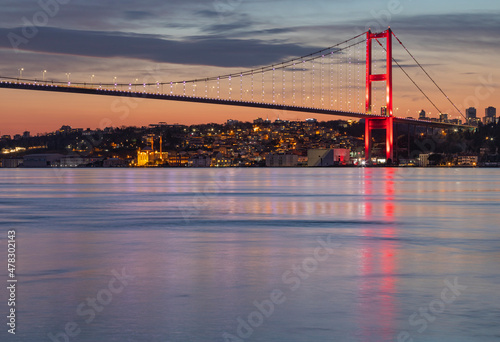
[358,168,396,340]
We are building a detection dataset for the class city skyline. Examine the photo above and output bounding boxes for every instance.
[3,115,498,169]
[0,0,499,136]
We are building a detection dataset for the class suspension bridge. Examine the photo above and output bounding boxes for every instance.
[0,28,470,163]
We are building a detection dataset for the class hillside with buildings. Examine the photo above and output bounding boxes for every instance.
[1,113,499,168]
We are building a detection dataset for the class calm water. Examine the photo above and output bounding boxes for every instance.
[0,168,499,342]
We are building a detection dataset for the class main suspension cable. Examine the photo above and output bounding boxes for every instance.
[374,38,443,116]
[392,31,466,120]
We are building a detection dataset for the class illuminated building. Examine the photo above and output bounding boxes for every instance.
[483,107,496,125]
[333,149,351,164]
[211,153,232,167]
[137,134,167,166]
[168,152,189,167]
[419,154,430,167]
[307,149,350,166]
[137,147,167,166]
[457,156,478,166]
[381,106,387,116]
[466,107,477,125]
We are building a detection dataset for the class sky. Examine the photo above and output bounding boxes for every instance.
[0,0,499,136]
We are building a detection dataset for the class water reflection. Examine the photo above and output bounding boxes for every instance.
[357,168,397,340]
[1,169,499,341]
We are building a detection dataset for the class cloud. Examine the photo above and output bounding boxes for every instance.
[0,0,219,33]
[219,12,500,52]
[194,9,222,19]
[0,27,322,68]
[123,11,156,21]
[1,6,498,75]
[203,16,254,35]
[373,13,500,51]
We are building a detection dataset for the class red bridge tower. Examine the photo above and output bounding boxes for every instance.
[365,28,394,163]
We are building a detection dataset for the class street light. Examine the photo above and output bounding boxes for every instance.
[42,70,47,82]
[135,78,138,92]
[91,74,95,85]
[113,77,117,89]
[18,68,24,80]
[65,73,71,85]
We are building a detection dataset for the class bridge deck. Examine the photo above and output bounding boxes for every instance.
[0,81,471,129]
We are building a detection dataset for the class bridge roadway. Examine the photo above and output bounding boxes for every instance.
[0,80,470,130]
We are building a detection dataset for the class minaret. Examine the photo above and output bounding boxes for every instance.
[160,135,163,161]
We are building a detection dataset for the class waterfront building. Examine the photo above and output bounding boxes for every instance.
[266,153,299,167]
[137,147,168,166]
[23,154,64,167]
[457,156,478,166]
[307,149,351,167]
[419,154,430,167]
